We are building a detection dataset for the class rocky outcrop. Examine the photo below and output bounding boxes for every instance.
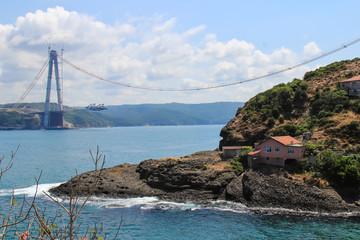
[50,151,360,215]
[224,165,355,213]
[136,151,236,201]
[50,151,236,202]
[50,164,166,198]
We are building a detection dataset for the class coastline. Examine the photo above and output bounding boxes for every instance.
[49,150,360,216]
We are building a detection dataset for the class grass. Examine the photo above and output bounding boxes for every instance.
[288,172,329,188]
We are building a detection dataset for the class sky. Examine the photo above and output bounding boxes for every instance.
[1,0,360,106]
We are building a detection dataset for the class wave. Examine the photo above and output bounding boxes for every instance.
[1,184,359,217]
[0,182,62,197]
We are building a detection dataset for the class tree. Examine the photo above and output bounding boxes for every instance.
[0,147,121,239]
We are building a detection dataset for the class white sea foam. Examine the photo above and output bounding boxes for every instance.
[1,185,359,217]
[140,200,199,211]
[0,182,62,197]
[87,196,160,208]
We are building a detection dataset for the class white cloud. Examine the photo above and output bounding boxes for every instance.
[0,7,311,106]
[304,41,321,57]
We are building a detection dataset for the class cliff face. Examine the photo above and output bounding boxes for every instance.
[220,58,360,149]
[136,151,236,201]
[224,165,355,213]
[50,151,236,201]
[50,151,360,214]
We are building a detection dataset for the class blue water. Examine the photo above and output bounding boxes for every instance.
[0,125,359,239]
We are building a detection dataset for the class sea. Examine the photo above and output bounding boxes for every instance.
[0,125,359,239]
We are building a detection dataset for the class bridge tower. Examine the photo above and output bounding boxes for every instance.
[43,50,64,128]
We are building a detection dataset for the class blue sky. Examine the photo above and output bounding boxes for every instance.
[1,1,360,106]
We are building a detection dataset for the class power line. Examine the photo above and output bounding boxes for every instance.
[58,36,360,91]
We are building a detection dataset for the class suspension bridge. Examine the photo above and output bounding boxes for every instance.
[11,36,360,128]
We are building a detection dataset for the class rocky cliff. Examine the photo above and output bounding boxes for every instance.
[50,151,359,215]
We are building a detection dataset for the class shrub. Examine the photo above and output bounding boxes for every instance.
[303,61,347,81]
[230,157,244,174]
[304,142,324,157]
[351,98,360,114]
[278,115,284,124]
[272,123,298,136]
[310,88,349,117]
[267,117,275,128]
[240,78,308,124]
[317,150,360,186]
[251,116,258,123]
[333,121,360,143]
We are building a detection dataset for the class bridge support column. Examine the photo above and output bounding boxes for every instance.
[43,50,64,128]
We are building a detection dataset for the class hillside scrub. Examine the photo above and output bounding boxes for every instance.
[220,58,360,149]
[303,60,348,81]
[310,88,349,118]
[240,78,308,123]
[0,110,40,129]
[316,150,360,187]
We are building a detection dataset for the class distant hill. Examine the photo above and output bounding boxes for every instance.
[220,58,360,150]
[0,102,243,129]
[103,102,243,126]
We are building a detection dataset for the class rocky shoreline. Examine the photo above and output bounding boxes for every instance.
[50,151,360,215]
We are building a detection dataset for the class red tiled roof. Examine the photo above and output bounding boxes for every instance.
[339,75,360,83]
[271,136,301,146]
[248,150,261,156]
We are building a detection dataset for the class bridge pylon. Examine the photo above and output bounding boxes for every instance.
[43,50,64,128]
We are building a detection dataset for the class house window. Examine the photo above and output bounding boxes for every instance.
[265,147,271,153]
[275,147,280,152]
[288,148,294,154]
[352,81,358,86]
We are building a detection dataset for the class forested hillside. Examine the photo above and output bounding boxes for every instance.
[0,102,243,129]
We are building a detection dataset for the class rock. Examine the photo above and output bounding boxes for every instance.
[50,151,360,214]
[136,151,235,194]
[50,164,165,198]
[224,165,356,213]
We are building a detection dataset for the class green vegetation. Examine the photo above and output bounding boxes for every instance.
[230,146,253,173]
[293,140,360,187]
[64,109,115,128]
[0,102,244,129]
[234,58,360,148]
[332,121,360,144]
[230,159,243,174]
[241,78,308,123]
[317,150,360,186]
[303,60,348,80]
[271,85,359,139]
[351,98,360,114]
[103,102,244,125]
[310,88,349,118]
[0,110,40,129]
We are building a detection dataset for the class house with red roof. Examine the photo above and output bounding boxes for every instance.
[247,136,306,167]
[339,75,360,96]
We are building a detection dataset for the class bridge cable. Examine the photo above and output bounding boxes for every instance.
[57,36,360,92]
[12,57,49,110]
